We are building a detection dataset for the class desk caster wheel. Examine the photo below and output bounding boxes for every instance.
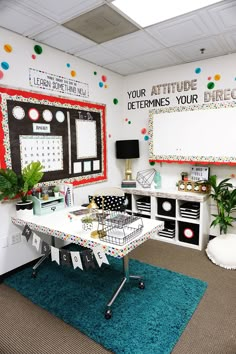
[139,281,145,289]
[31,271,37,278]
[105,309,112,320]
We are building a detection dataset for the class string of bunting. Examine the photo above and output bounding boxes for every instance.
[22,224,109,271]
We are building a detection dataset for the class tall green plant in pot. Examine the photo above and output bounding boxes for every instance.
[0,161,44,214]
[208,175,236,234]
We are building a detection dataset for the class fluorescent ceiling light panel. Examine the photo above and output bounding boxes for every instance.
[112,0,222,27]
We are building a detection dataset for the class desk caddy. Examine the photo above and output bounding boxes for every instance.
[30,195,65,215]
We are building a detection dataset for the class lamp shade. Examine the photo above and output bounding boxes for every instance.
[116,140,140,159]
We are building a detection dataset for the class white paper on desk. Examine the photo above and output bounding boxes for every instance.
[93,245,109,267]
[71,251,83,270]
[32,233,41,252]
[51,246,60,265]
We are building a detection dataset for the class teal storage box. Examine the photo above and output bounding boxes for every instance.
[31,195,65,215]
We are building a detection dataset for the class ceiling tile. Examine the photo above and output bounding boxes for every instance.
[102,30,164,58]
[33,26,95,53]
[74,46,121,66]
[13,0,105,23]
[0,0,54,37]
[170,36,231,62]
[146,13,217,47]
[207,0,236,32]
[104,60,143,76]
[222,31,236,52]
[131,49,183,71]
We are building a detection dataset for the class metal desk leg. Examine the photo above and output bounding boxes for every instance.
[31,236,55,278]
[104,255,145,319]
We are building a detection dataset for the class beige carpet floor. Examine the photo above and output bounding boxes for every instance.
[0,239,235,354]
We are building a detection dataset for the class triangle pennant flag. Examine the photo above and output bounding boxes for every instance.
[41,241,51,256]
[22,224,32,242]
[60,249,72,267]
[93,245,109,267]
[32,233,41,252]
[51,246,60,265]
[81,250,96,270]
[71,251,83,270]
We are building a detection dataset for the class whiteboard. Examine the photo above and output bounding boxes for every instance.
[148,102,236,164]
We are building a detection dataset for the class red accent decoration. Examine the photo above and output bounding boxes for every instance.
[149,159,236,166]
[0,86,107,184]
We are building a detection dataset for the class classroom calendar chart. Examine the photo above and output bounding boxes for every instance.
[0,86,107,186]
[20,136,63,172]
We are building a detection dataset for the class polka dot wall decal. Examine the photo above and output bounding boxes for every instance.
[32,54,36,60]
[141,128,147,134]
[214,74,221,81]
[149,161,155,166]
[71,70,76,77]
[67,63,71,68]
[108,134,111,138]
[125,118,128,122]
[4,44,12,53]
[34,45,43,55]
[99,82,103,88]
[1,62,9,70]
[113,98,118,105]
[195,67,201,74]
[101,75,107,82]
[144,135,149,141]
[94,71,97,75]
[104,84,108,89]
[0,70,4,79]
[207,82,215,90]
[208,76,211,80]
[128,121,131,124]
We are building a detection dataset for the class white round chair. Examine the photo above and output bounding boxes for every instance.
[206,234,236,269]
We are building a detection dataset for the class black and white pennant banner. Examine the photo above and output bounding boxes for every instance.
[21,224,109,271]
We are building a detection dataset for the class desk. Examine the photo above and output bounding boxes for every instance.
[12,208,164,319]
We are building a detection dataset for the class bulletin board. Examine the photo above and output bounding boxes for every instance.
[0,86,107,185]
[148,101,236,165]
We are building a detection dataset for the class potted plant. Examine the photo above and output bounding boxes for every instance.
[0,161,44,214]
[207,175,236,234]
[53,185,60,197]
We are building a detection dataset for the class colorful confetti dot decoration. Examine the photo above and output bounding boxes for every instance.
[71,70,76,77]
[104,84,108,89]
[32,54,36,60]
[94,71,97,75]
[1,62,9,70]
[207,82,215,90]
[4,44,12,53]
[108,134,111,138]
[195,67,201,74]
[99,82,103,88]
[214,74,221,81]
[34,45,43,55]
[67,63,71,68]
[144,135,149,141]
[125,118,128,122]
[113,98,118,105]
[208,76,212,80]
[141,128,147,134]
[128,121,131,124]
[149,161,155,166]
[101,75,107,82]
[0,70,4,79]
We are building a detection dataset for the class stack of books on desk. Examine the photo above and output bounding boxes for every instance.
[121,180,137,188]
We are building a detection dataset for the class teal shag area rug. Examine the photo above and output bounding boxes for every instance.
[4,257,207,354]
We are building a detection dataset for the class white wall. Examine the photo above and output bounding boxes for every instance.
[0,28,124,274]
[123,53,236,235]
[1,27,236,274]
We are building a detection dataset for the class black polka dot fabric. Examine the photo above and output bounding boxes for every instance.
[88,195,126,211]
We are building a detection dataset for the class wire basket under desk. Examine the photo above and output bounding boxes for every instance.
[96,211,144,246]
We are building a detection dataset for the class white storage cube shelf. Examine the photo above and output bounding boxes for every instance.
[123,188,210,251]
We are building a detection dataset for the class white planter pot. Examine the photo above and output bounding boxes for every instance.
[16,200,34,218]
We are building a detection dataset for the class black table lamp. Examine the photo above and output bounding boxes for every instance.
[115,140,140,188]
